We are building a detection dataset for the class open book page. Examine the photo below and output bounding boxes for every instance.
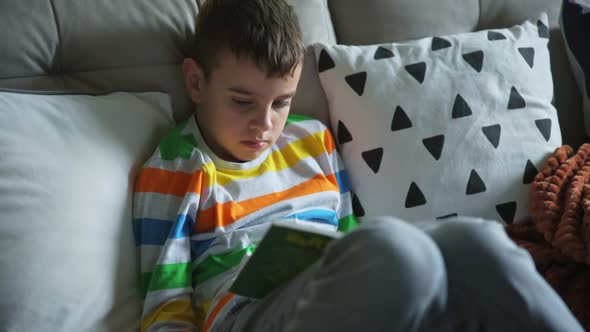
[229,220,342,299]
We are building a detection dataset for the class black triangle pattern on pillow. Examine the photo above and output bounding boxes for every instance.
[508,87,526,109]
[422,135,445,160]
[361,147,384,174]
[337,120,353,144]
[496,201,517,224]
[405,62,427,83]
[518,47,535,68]
[537,20,550,39]
[432,37,452,50]
[318,49,335,73]
[523,159,538,184]
[482,124,501,149]
[488,31,507,41]
[345,72,367,96]
[452,94,473,119]
[352,194,366,217]
[391,106,413,131]
[374,46,394,60]
[535,119,552,141]
[466,170,486,195]
[463,50,484,72]
[405,182,427,208]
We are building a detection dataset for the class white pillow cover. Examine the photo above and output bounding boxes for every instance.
[0,91,174,331]
[314,13,560,224]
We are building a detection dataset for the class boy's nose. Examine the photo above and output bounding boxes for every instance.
[250,107,273,132]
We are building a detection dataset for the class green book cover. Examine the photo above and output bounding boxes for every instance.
[229,220,342,299]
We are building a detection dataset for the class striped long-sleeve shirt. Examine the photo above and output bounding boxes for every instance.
[133,113,358,332]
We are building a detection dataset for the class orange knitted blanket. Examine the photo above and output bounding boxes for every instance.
[506,144,590,331]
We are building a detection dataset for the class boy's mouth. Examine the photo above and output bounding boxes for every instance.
[241,140,268,150]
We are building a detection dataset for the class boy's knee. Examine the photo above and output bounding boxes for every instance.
[326,216,446,297]
[429,217,530,270]
[430,217,509,248]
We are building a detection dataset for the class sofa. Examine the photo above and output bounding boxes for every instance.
[0,0,588,331]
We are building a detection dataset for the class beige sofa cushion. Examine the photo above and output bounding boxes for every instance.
[0,0,197,119]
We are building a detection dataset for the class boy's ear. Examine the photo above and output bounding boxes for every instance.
[182,58,206,104]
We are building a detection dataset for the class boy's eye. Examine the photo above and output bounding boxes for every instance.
[273,100,291,108]
[232,98,253,107]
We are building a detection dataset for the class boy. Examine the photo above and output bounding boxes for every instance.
[133,0,584,331]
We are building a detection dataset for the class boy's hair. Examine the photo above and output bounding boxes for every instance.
[193,0,305,79]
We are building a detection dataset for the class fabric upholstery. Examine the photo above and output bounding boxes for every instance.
[561,0,590,137]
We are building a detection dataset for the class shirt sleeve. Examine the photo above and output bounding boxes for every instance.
[133,159,204,332]
[321,125,360,232]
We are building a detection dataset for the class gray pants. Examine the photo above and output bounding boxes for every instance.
[218,216,583,332]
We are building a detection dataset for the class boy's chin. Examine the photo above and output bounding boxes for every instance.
[228,142,272,162]
[235,152,264,163]
[224,148,267,163]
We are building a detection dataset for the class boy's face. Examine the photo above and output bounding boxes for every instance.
[182,51,302,163]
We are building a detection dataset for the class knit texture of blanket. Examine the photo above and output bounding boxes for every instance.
[506,144,590,331]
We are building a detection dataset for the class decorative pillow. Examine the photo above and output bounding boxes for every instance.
[561,0,590,136]
[314,13,560,224]
[0,91,174,331]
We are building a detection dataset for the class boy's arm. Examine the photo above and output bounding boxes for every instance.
[322,126,359,232]
[334,154,359,232]
[134,165,203,332]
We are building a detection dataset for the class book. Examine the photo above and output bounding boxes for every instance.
[229,220,343,299]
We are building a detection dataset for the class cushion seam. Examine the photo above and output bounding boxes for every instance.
[0,63,182,81]
[48,0,63,74]
[323,0,335,44]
